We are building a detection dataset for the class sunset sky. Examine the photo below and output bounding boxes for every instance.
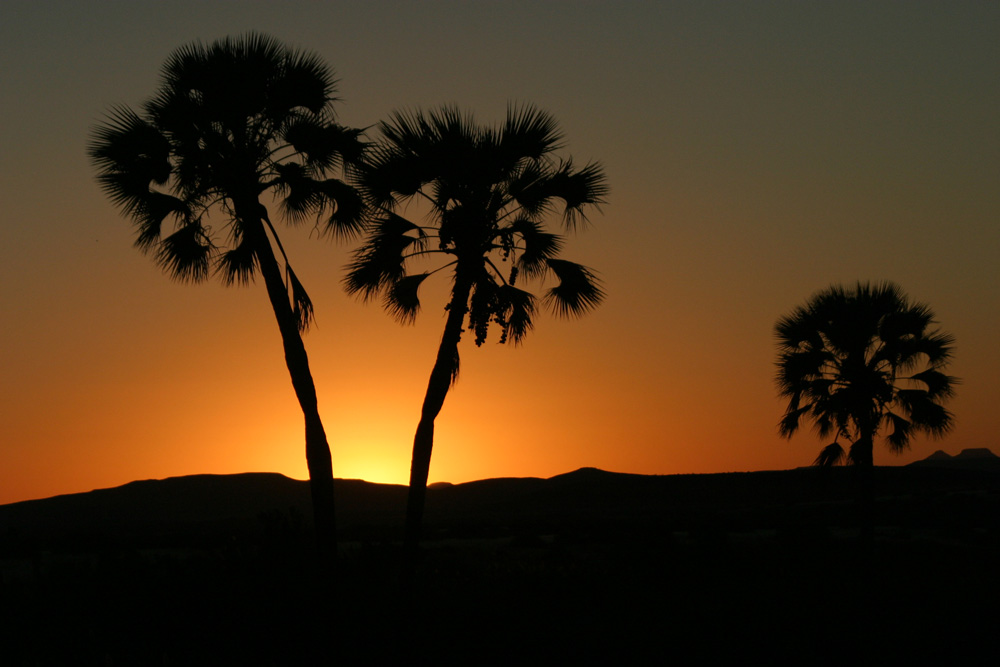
[2,1,998,505]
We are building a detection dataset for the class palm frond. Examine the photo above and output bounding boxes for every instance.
[357,144,427,208]
[895,389,954,435]
[129,191,190,251]
[877,299,932,343]
[543,259,605,317]
[883,412,913,453]
[269,45,337,115]
[444,344,461,388]
[910,330,956,366]
[275,162,364,237]
[906,368,958,399]
[273,162,319,223]
[813,409,837,441]
[217,235,257,286]
[814,442,846,467]
[343,213,425,299]
[318,178,366,238]
[156,223,213,283]
[550,160,609,230]
[774,307,826,353]
[384,273,431,324]
[503,160,548,216]
[778,402,809,438]
[89,107,186,246]
[88,106,173,185]
[500,103,563,160]
[511,218,565,278]
[775,348,832,395]
[283,118,364,171]
[287,266,314,332]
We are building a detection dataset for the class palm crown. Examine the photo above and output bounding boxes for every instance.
[345,105,607,361]
[88,33,364,330]
[775,281,957,466]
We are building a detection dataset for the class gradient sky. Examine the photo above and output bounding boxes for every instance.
[2,1,998,505]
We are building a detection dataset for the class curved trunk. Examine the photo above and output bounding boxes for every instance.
[240,201,337,566]
[401,270,474,584]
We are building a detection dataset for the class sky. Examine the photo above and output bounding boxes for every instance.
[1,1,998,505]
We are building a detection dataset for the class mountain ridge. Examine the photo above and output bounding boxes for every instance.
[2,452,997,549]
[7,445,995,513]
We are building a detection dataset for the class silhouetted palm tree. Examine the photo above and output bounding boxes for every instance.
[775,281,957,466]
[775,281,958,540]
[345,105,607,573]
[88,34,364,563]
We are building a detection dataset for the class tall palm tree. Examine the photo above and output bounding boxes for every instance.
[345,105,607,570]
[88,34,364,563]
[775,281,957,468]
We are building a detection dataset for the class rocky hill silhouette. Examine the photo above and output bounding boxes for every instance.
[909,447,1000,470]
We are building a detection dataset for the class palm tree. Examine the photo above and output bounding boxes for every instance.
[345,105,607,572]
[775,281,958,540]
[775,281,957,466]
[88,34,364,563]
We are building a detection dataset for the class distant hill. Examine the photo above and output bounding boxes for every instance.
[909,447,1000,470]
[2,464,998,551]
[0,473,406,548]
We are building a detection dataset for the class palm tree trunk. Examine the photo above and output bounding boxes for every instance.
[401,272,473,585]
[240,202,337,567]
[854,434,875,547]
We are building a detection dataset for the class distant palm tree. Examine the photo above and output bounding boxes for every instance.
[775,281,957,468]
[88,34,365,563]
[345,105,607,572]
[776,282,958,543]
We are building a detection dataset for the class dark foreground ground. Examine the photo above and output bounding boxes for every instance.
[1,466,998,665]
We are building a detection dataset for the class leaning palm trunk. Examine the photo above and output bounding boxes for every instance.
[402,275,472,580]
[89,34,365,576]
[241,202,337,563]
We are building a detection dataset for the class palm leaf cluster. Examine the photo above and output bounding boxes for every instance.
[88,33,364,331]
[345,105,607,353]
[775,281,957,466]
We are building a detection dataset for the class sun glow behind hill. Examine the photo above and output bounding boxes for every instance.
[334,447,410,486]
